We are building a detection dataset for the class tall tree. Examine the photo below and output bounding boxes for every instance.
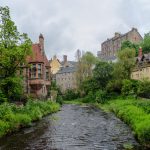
[93,61,113,89]
[141,32,150,54]
[0,6,32,101]
[113,47,136,80]
[75,51,97,89]
[0,6,31,77]
[121,40,139,56]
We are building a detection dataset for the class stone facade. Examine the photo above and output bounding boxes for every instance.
[131,50,150,80]
[23,34,51,98]
[55,55,77,93]
[98,28,143,61]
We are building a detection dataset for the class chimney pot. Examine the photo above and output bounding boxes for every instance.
[138,47,142,59]
[63,55,67,63]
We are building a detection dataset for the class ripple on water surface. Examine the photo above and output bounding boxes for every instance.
[0,104,144,150]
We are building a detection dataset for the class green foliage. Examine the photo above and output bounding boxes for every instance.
[82,91,96,103]
[56,95,63,105]
[0,89,7,103]
[0,76,23,101]
[137,79,150,98]
[0,6,32,102]
[102,98,150,145]
[0,100,60,138]
[121,79,139,97]
[95,90,107,104]
[121,40,139,56]
[141,32,150,54]
[106,80,122,94]
[114,47,136,79]
[93,61,113,89]
[63,89,79,101]
[0,6,31,77]
[81,77,99,95]
[76,51,98,89]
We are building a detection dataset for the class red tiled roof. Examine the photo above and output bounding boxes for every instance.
[27,44,44,63]
[26,43,50,67]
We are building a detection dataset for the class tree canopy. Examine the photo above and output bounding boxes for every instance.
[0,6,32,78]
[141,32,150,54]
[0,6,32,101]
[75,50,98,89]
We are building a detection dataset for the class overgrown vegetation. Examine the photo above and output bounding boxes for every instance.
[0,100,60,138]
[100,98,150,145]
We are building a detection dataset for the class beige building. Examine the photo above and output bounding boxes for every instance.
[98,28,143,61]
[131,52,150,80]
[50,55,61,75]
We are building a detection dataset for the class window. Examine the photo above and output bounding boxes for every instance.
[38,64,42,78]
[31,64,36,79]
[46,68,49,80]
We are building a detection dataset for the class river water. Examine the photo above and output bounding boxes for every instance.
[0,104,143,150]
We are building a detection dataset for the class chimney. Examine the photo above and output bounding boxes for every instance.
[53,55,57,60]
[39,33,44,55]
[138,47,142,59]
[63,55,67,63]
[132,27,137,32]
[115,32,120,37]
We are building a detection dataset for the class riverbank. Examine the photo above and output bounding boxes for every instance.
[64,98,150,147]
[97,98,150,147]
[0,104,141,149]
[0,100,60,138]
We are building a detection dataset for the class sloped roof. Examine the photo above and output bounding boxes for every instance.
[26,44,50,67]
[57,66,76,74]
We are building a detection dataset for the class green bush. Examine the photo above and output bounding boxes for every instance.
[63,89,80,100]
[0,76,23,101]
[56,95,63,105]
[0,120,10,137]
[121,79,139,97]
[137,79,150,98]
[95,90,108,104]
[106,80,122,94]
[82,91,96,103]
[0,90,7,103]
[0,100,60,138]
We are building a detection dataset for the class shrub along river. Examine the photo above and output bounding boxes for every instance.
[0,104,144,150]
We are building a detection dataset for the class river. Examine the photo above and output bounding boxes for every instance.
[0,104,143,150]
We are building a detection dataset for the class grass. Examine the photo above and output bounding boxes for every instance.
[0,100,60,138]
[99,98,150,146]
[63,98,85,105]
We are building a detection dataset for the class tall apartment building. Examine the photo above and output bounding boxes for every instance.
[23,34,51,98]
[98,28,143,61]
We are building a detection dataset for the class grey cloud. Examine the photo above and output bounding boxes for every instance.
[1,0,150,60]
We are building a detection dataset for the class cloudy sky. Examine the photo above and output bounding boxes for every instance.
[1,0,150,60]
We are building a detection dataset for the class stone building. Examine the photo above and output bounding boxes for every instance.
[131,48,150,80]
[55,55,77,93]
[23,34,51,98]
[98,28,143,61]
